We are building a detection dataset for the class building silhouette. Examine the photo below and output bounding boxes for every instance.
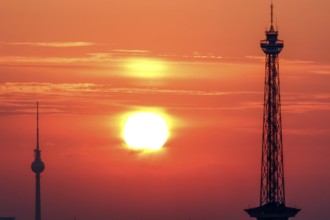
[245,1,300,220]
[31,102,45,220]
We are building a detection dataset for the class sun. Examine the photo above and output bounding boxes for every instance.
[123,112,169,151]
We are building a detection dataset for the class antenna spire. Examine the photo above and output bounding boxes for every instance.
[270,0,274,28]
[36,102,39,150]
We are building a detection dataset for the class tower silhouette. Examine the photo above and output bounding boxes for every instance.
[245,2,300,220]
[31,102,45,220]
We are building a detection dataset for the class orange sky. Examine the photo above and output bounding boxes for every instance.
[0,0,330,220]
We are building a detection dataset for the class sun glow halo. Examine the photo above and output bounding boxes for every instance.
[123,112,169,151]
[125,58,166,78]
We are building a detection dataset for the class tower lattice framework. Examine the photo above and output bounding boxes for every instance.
[260,22,285,206]
[245,2,300,220]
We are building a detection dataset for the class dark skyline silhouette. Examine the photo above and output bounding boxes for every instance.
[245,2,299,219]
[31,102,45,220]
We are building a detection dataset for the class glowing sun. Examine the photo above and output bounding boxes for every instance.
[123,112,169,151]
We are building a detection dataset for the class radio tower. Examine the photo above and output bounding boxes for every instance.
[245,1,300,220]
[31,102,45,220]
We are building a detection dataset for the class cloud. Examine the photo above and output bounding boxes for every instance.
[110,49,151,54]
[0,53,114,64]
[0,56,88,64]
[281,59,315,64]
[237,127,330,136]
[1,82,329,121]
[311,70,330,75]
[284,128,330,135]
[0,82,259,97]
[245,56,319,65]
[2,41,96,48]
[277,92,330,113]
[311,93,330,99]
[0,82,262,116]
[0,47,320,69]
[245,55,264,61]
[282,101,330,113]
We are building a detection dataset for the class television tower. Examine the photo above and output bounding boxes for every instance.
[245,1,300,220]
[31,102,45,220]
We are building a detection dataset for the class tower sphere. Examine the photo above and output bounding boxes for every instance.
[31,160,45,173]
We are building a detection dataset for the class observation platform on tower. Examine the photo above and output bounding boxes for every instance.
[260,26,284,55]
[245,203,300,220]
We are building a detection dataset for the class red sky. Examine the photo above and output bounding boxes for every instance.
[0,0,330,220]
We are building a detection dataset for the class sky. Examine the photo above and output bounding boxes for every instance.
[0,0,330,220]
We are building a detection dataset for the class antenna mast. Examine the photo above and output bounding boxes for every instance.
[37,102,39,150]
[271,0,274,27]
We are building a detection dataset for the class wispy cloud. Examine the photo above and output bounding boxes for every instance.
[245,56,318,65]
[279,91,330,113]
[0,82,259,97]
[0,53,114,64]
[0,82,262,115]
[1,82,329,120]
[311,70,330,75]
[0,46,322,68]
[2,41,96,48]
[0,56,88,64]
[283,101,330,113]
[245,55,264,61]
[284,128,330,136]
[237,127,330,136]
[282,59,315,64]
[110,49,151,54]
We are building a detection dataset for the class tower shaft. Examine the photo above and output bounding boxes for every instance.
[260,53,285,206]
[245,2,299,219]
[35,173,41,220]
